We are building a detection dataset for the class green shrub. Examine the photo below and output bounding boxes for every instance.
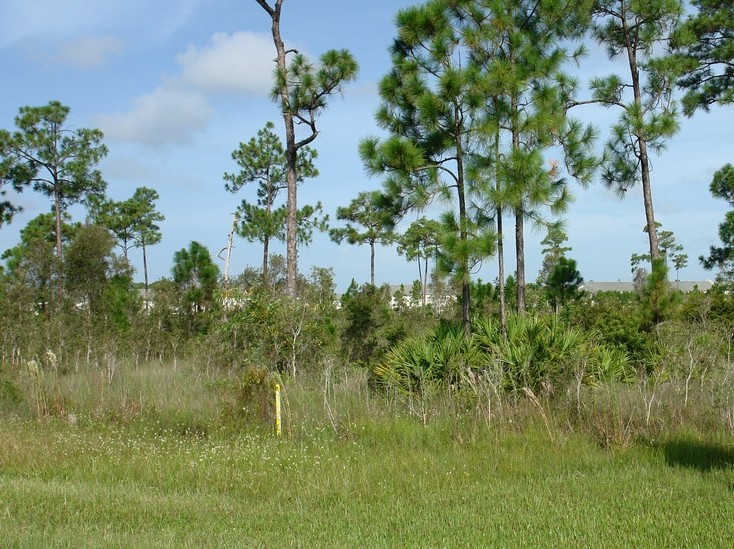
[338,282,408,367]
[474,314,585,393]
[0,374,23,407]
[202,270,340,375]
[569,292,657,368]
[237,366,276,424]
[374,314,625,400]
[373,321,474,392]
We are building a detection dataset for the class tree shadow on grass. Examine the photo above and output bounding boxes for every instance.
[663,439,734,472]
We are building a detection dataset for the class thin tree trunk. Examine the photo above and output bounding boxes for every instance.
[422,256,429,307]
[263,235,270,280]
[416,256,424,305]
[510,54,525,314]
[454,105,471,336]
[223,215,235,282]
[264,176,272,280]
[257,0,299,298]
[46,119,64,305]
[143,242,149,299]
[640,143,659,260]
[515,206,526,315]
[497,206,507,336]
[54,179,64,291]
[370,240,375,286]
[624,12,660,261]
[511,107,525,315]
[495,133,507,336]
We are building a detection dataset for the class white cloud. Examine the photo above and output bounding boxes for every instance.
[94,31,277,147]
[177,32,275,96]
[55,35,124,68]
[94,87,212,147]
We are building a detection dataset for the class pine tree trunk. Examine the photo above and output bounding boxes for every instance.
[497,206,507,337]
[54,176,64,291]
[263,235,270,281]
[454,106,471,336]
[285,150,298,297]
[422,256,428,307]
[495,134,507,336]
[143,242,149,295]
[257,0,299,298]
[640,142,659,260]
[511,100,525,315]
[510,69,525,315]
[626,37,660,261]
[515,206,526,315]
[370,240,375,286]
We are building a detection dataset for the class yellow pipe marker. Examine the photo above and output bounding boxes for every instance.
[275,383,282,437]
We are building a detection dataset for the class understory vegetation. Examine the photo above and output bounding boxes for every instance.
[2,264,734,546]
[2,263,734,443]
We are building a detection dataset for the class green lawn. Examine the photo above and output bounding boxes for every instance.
[2,419,733,548]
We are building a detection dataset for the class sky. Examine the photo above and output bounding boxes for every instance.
[1,0,733,292]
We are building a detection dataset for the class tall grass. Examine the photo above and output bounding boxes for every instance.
[3,336,734,445]
[2,358,222,433]
[2,413,734,547]
[3,321,734,546]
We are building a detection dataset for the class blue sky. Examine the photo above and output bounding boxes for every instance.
[1,0,732,291]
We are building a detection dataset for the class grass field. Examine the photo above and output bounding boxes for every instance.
[2,414,734,548]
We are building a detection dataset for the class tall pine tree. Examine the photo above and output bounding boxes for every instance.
[254,1,358,298]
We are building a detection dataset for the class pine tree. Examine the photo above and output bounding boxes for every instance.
[329,191,396,287]
[223,121,318,278]
[397,217,442,306]
[0,102,107,277]
[360,0,497,334]
[673,0,734,115]
[700,164,734,285]
[457,0,597,315]
[254,1,358,298]
[589,0,684,260]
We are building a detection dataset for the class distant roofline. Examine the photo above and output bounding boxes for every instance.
[339,280,718,295]
[580,280,715,293]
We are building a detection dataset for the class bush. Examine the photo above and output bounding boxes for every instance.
[338,282,408,367]
[0,365,23,410]
[375,314,631,401]
[568,292,657,369]
[202,268,340,375]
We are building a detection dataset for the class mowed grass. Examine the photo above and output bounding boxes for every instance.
[2,417,733,548]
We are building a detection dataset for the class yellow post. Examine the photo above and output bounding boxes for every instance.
[274,383,282,437]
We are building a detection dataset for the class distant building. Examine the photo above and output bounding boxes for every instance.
[580,280,714,293]
[334,283,455,312]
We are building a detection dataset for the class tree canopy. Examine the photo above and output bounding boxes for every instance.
[172,241,220,314]
[330,191,396,287]
[673,0,734,115]
[590,0,684,262]
[224,121,318,278]
[700,164,734,284]
[0,101,107,266]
